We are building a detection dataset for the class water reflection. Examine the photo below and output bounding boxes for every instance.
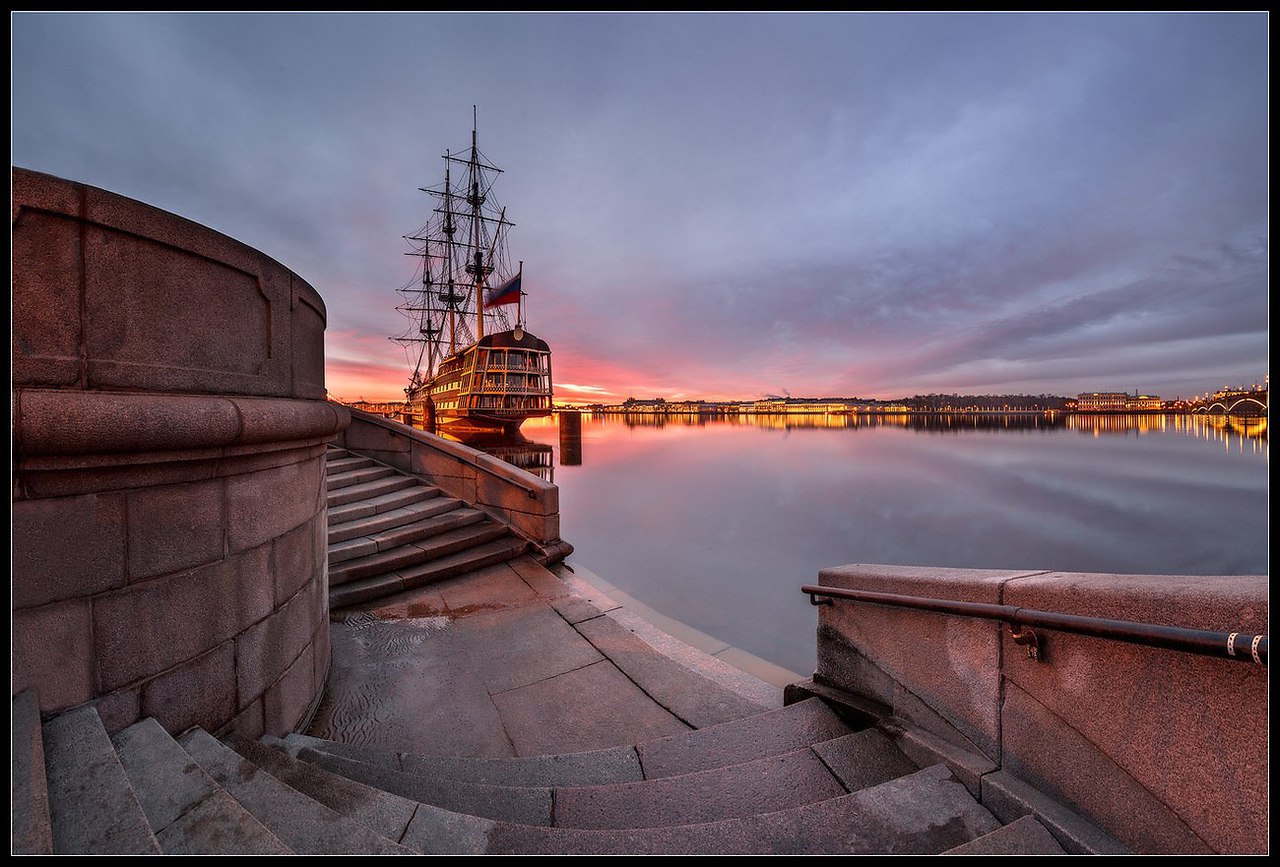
[436,430,556,483]
[474,413,1267,675]
[546,411,1265,454]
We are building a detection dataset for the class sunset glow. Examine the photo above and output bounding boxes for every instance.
[12,12,1266,406]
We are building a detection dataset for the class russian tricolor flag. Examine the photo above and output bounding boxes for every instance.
[484,273,522,308]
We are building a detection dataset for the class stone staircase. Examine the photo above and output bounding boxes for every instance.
[13,446,1087,855]
[14,684,1070,855]
[325,447,529,610]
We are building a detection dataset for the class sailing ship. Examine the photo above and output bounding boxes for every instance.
[392,110,554,437]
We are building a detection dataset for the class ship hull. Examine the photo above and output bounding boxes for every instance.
[409,329,553,437]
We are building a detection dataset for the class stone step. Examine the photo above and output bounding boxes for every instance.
[481,764,1001,855]
[176,728,412,855]
[42,705,160,854]
[326,454,375,475]
[327,496,466,545]
[226,734,418,844]
[808,727,920,794]
[328,507,487,566]
[284,697,852,789]
[330,537,529,610]
[282,732,644,788]
[329,522,512,587]
[553,747,848,830]
[942,815,1067,855]
[249,735,502,854]
[112,718,291,855]
[637,696,855,779]
[290,745,554,826]
[11,689,53,855]
[327,465,396,491]
[328,484,443,525]
[327,474,419,508]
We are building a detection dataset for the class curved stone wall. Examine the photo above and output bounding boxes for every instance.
[12,167,348,740]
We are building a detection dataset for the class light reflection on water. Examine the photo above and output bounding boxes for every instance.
[494,413,1267,676]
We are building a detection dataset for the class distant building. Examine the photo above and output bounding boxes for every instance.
[1076,392,1130,411]
[1126,394,1163,411]
[1076,392,1162,411]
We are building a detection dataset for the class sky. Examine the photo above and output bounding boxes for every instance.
[11,11,1269,403]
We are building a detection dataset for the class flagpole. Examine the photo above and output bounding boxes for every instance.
[517,261,524,328]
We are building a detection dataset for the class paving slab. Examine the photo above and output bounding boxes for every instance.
[309,637,515,757]
[493,660,691,756]
[450,603,606,694]
[42,705,160,854]
[573,613,769,728]
[553,747,846,830]
[637,697,851,779]
[435,560,541,613]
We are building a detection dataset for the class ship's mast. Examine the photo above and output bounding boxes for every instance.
[470,107,485,342]
[444,159,457,355]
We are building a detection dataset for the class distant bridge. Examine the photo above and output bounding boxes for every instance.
[1193,390,1268,416]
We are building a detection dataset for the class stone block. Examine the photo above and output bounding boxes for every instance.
[223,697,266,742]
[12,600,94,713]
[12,493,126,608]
[290,283,328,400]
[125,479,224,580]
[83,220,284,396]
[235,578,325,708]
[141,642,237,736]
[271,517,319,607]
[11,207,82,386]
[814,625,897,706]
[1000,680,1210,854]
[226,457,324,553]
[16,390,241,457]
[94,555,261,691]
[312,622,331,697]
[263,643,317,736]
[815,565,1033,758]
[344,419,411,457]
[510,509,556,545]
[229,396,345,445]
[1001,572,1268,855]
[94,688,142,735]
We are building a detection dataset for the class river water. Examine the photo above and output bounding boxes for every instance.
[486,412,1268,677]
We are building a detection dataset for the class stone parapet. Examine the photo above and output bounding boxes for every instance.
[12,167,327,399]
[808,564,1268,855]
[12,167,346,739]
[333,409,569,561]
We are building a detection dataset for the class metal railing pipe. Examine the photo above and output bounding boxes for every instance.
[802,584,1267,666]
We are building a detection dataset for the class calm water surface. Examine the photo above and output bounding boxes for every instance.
[494,413,1267,676]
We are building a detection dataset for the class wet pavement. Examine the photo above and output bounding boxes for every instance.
[307,557,782,757]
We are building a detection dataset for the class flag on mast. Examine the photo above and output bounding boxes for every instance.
[484,272,522,308]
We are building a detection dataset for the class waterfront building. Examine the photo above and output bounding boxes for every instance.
[1076,392,1162,411]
